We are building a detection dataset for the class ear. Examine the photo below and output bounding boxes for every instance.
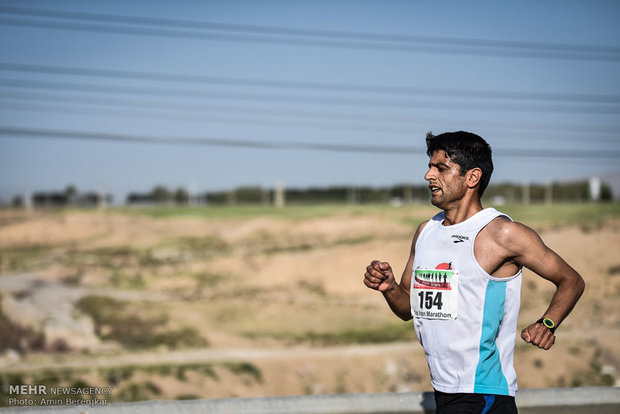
[466,167,482,190]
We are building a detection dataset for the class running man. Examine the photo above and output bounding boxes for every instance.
[364,131,585,414]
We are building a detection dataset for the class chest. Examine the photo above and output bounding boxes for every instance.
[414,223,517,278]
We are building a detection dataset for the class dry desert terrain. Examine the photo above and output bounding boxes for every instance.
[0,204,618,404]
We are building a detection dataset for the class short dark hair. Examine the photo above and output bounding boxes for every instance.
[426,131,494,196]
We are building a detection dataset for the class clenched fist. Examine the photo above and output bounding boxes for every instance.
[364,260,395,292]
[521,322,556,350]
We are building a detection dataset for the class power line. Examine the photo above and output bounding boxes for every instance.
[1,7,619,61]
[0,126,418,153]
[0,91,426,128]
[2,99,619,144]
[2,5,618,54]
[2,63,618,138]
[0,100,420,135]
[2,87,618,115]
[1,69,619,105]
[1,63,618,136]
[1,126,618,159]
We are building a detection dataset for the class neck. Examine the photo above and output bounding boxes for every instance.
[442,196,483,226]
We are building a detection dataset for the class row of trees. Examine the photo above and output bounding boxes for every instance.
[127,186,197,205]
[8,180,612,208]
[125,179,613,206]
[11,186,112,208]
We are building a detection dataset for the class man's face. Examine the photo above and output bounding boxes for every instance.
[424,150,467,209]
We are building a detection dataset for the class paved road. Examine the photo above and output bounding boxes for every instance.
[2,341,419,372]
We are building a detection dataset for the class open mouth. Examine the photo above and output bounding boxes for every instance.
[429,185,441,194]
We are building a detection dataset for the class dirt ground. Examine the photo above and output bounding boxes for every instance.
[0,206,618,403]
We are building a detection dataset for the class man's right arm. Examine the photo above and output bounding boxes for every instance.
[364,221,427,321]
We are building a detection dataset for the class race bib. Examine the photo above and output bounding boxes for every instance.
[412,266,458,320]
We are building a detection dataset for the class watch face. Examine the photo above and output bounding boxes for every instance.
[543,318,555,329]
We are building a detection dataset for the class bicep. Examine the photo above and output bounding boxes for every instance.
[510,224,576,285]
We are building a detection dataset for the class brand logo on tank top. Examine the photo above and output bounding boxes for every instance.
[451,234,469,243]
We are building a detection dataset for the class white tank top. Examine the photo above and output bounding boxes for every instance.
[411,207,522,396]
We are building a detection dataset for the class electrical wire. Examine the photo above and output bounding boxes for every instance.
[1,87,617,115]
[2,99,619,144]
[0,100,420,135]
[1,126,618,159]
[1,7,619,61]
[1,64,618,137]
[1,69,619,104]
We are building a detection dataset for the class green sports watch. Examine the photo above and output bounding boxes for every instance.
[536,317,556,334]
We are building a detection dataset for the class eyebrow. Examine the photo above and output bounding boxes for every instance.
[428,162,449,168]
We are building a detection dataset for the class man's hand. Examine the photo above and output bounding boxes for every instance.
[364,260,395,292]
[521,321,556,350]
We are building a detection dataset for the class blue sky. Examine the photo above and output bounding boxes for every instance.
[0,0,619,204]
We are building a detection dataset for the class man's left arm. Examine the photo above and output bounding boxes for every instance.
[500,221,585,350]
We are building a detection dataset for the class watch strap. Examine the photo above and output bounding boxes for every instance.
[536,317,556,334]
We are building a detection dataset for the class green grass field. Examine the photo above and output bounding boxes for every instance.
[113,202,620,227]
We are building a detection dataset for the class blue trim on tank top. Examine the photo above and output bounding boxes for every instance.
[474,280,509,395]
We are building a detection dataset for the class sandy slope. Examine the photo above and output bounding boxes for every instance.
[0,207,618,401]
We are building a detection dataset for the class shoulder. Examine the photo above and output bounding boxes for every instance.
[482,217,543,254]
[413,219,429,241]
[409,220,429,253]
[416,219,430,233]
[485,216,537,237]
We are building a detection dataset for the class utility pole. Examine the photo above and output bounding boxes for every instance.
[522,178,530,205]
[545,178,553,205]
[347,186,358,205]
[260,187,269,206]
[227,189,237,206]
[24,190,33,211]
[404,184,413,205]
[98,184,107,210]
[188,179,197,206]
[589,176,601,202]
[274,180,285,208]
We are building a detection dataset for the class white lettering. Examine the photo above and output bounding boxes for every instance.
[10,385,47,395]
[40,398,63,406]
[47,386,113,396]
[8,398,35,406]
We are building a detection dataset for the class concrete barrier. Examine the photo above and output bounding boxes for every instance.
[3,387,619,414]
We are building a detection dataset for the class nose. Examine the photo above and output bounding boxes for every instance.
[424,167,435,182]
